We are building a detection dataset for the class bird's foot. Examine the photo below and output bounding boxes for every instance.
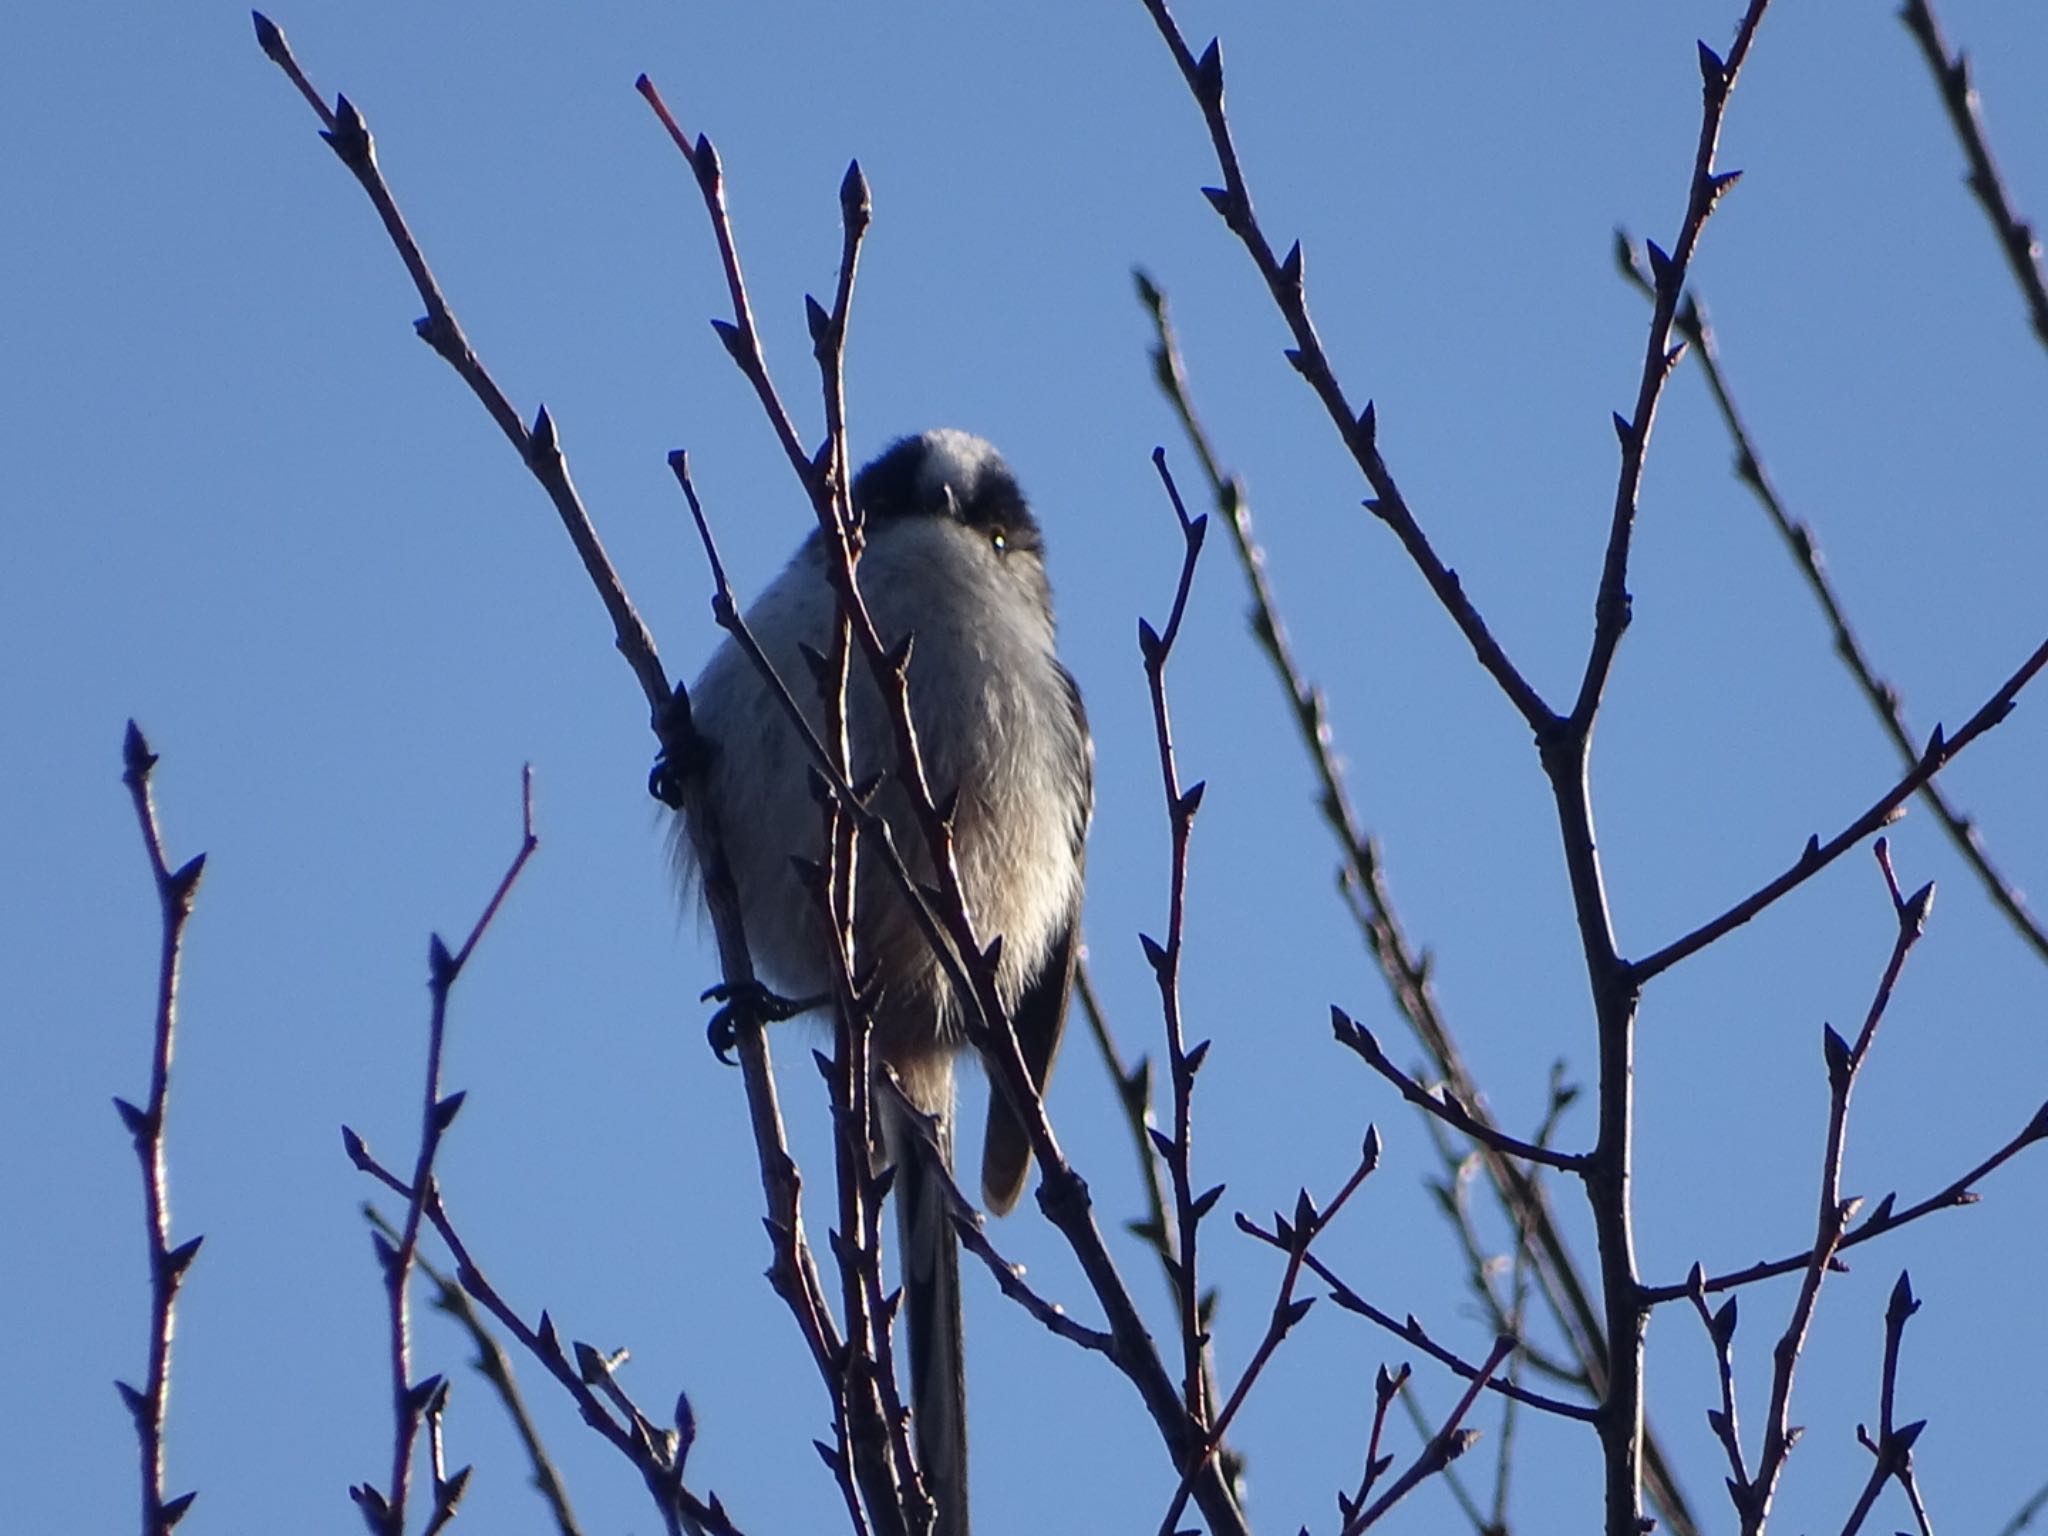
[701,981,824,1063]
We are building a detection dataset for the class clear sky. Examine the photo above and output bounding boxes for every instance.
[5,4,2045,1534]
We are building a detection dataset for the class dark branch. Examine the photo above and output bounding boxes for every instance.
[1135,4,1554,735]
[116,722,206,1536]
[1332,1009,1590,1173]
[1616,237,2048,964]
[1631,635,2048,983]
[1900,0,2048,350]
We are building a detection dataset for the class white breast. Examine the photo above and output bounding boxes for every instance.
[681,514,1086,1046]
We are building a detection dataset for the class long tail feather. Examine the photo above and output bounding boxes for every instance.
[885,1088,970,1536]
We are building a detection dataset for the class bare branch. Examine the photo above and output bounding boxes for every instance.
[1643,1096,2048,1304]
[1742,844,1932,1534]
[1139,268,1695,1536]
[1332,1009,1589,1173]
[1140,450,1218,1441]
[1995,1480,2048,1536]
[1616,238,2048,964]
[356,772,536,1535]
[346,1138,746,1536]
[364,1205,585,1536]
[253,14,673,725]
[1235,1223,1596,1425]
[1134,5,1554,734]
[881,1076,1117,1359]
[1631,635,2048,984]
[1158,1136,1382,1536]
[1344,1337,1515,1533]
[1572,4,1770,729]
[1900,0,2048,350]
[115,722,206,1536]
[646,85,1249,1536]
[1839,1273,1934,1536]
[1683,1263,1750,1502]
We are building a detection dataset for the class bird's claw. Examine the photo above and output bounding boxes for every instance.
[700,981,819,1064]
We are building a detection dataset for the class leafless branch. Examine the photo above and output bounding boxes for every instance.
[1417,1123,1584,1393]
[1900,0,2048,350]
[881,1076,1117,1359]
[1739,843,1931,1534]
[1236,1223,1595,1425]
[1616,237,2048,964]
[1138,450,1218,1441]
[1631,635,2048,984]
[1571,8,1768,730]
[252,13,674,729]
[659,454,898,1532]
[1343,1336,1514,1534]
[1646,1094,2048,1304]
[1071,964,1235,1478]
[364,1205,585,1536]
[1135,5,1551,734]
[1684,1262,1751,1498]
[1995,1480,2048,1536]
[1332,1010,1589,1173]
[1341,1364,1410,1528]
[1839,1273,1933,1536]
[344,1136,745,1536]
[1157,1134,1382,1536]
[114,722,206,1536]
[1139,268,1692,1534]
[351,769,535,1536]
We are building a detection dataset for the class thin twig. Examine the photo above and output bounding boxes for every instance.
[1073,962,1176,1282]
[1900,0,2048,350]
[1139,268,1692,1533]
[355,770,536,1536]
[1341,1365,1408,1528]
[1995,1480,2048,1536]
[345,1141,745,1536]
[1684,1262,1751,1496]
[881,1076,1118,1359]
[1135,6,1552,735]
[1157,1135,1383,1536]
[1344,1337,1515,1533]
[661,466,885,1533]
[114,722,205,1536]
[1416,1117,1584,1391]
[1492,1061,1579,1531]
[1644,1095,2048,1304]
[1632,634,2048,984]
[365,1205,585,1536]
[1139,450,1216,1439]
[1071,964,1235,1477]
[1741,843,1932,1534]
[252,14,673,728]
[1616,238,2048,964]
[1388,1381,1491,1536]
[1571,9,1767,731]
[1234,1224,1596,1424]
[1332,1010,1588,1173]
[1839,1272,1934,1536]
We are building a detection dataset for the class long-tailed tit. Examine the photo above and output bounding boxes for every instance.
[671,430,1092,1534]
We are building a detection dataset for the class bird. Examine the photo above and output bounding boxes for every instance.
[671,429,1092,1534]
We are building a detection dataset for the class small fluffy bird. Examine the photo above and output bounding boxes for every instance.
[674,430,1092,1535]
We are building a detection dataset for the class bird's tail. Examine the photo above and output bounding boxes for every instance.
[882,1080,970,1536]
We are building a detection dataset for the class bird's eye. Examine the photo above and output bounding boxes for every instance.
[989,526,1009,554]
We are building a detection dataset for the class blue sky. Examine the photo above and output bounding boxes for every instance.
[5,4,2045,1533]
